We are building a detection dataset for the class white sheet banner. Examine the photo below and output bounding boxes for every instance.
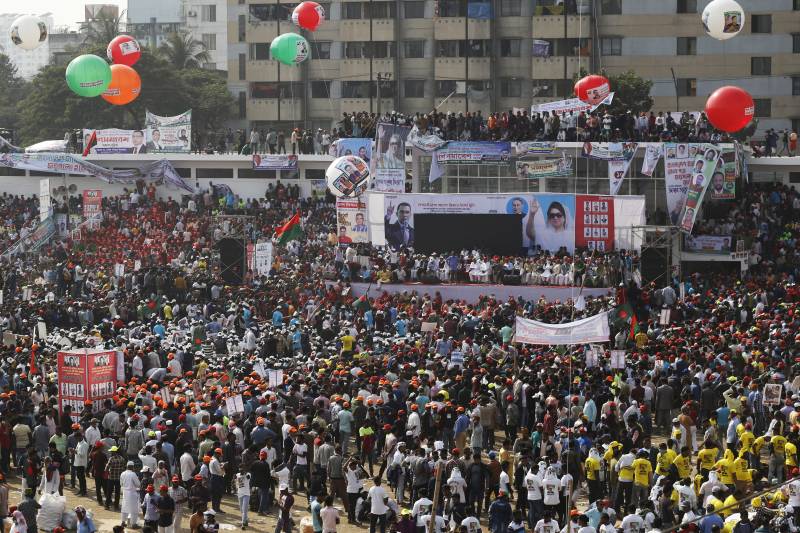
[513,312,610,345]
[531,93,614,116]
[641,144,663,177]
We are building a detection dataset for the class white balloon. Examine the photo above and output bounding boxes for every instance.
[701,0,745,41]
[326,155,371,198]
[9,15,48,51]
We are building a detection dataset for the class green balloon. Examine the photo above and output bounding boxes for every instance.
[66,54,112,97]
[270,32,310,66]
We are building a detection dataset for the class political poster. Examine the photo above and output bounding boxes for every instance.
[81,128,138,154]
[82,189,102,230]
[514,312,610,345]
[576,195,615,252]
[252,154,298,171]
[39,178,50,222]
[641,144,663,177]
[515,157,573,179]
[434,141,512,165]
[516,141,557,156]
[336,138,373,166]
[708,150,736,200]
[87,349,117,411]
[663,143,700,225]
[145,109,192,153]
[254,241,273,277]
[407,127,448,152]
[607,143,639,195]
[54,213,68,236]
[336,198,370,244]
[582,142,635,161]
[372,123,411,193]
[58,350,88,421]
[685,235,733,253]
[679,144,722,233]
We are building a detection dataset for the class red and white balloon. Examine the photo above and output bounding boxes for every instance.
[705,86,754,133]
[107,35,141,66]
[574,74,610,105]
[292,1,325,32]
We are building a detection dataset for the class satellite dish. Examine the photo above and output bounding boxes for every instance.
[68,184,77,193]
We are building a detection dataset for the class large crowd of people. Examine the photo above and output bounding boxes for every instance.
[0,174,798,533]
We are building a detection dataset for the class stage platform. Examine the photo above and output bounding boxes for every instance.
[337,281,612,303]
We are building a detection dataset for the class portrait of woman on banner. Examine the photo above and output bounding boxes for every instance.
[525,194,575,253]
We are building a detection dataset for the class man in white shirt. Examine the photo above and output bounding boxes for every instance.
[120,461,141,528]
[525,467,543,527]
[293,433,309,492]
[619,505,644,533]
[180,447,196,483]
[534,510,560,533]
[367,477,389,533]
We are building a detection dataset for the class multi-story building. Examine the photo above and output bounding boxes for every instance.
[227,0,800,134]
[0,13,54,80]
[127,0,227,70]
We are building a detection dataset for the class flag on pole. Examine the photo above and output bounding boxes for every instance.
[275,212,303,245]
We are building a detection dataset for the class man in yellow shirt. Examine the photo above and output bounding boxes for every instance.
[739,423,755,455]
[770,433,787,483]
[697,441,719,480]
[584,448,603,503]
[733,449,753,493]
[714,449,735,490]
[631,450,653,506]
[340,332,355,357]
[672,446,692,480]
[655,442,677,479]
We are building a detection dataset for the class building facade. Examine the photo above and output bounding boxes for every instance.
[0,13,54,80]
[127,0,227,70]
[227,0,800,134]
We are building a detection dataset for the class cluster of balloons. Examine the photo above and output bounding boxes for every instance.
[9,15,48,51]
[701,0,751,132]
[270,1,325,66]
[65,35,142,105]
[326,155,371,198]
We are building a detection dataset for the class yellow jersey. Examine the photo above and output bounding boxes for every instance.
[786,442,797,467]
[714,457,734,485]
[697,448,718,471]
[673,454,692,479]
[773,435,787,455]
[752,436,767,456]
[656,449,677,476]
[632,458,653,487]
[733,457,751,481]
[585,456,601,481]
[739,431,755,453]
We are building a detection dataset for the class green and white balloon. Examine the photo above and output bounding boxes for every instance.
[66,54,112,97]
[270,33,310,66]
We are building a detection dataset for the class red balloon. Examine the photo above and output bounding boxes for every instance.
[101,64,141,105]
[292,1,325,31]
[705,85,754,133]
[574,74,610,105]
[107,35,141,66]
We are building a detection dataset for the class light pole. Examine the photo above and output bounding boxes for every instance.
[376,72,392,119]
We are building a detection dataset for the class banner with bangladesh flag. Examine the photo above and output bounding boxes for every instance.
[275,212,303,245]
[610,303,638,339]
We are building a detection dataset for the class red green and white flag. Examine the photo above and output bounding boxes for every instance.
[275,212,303,245]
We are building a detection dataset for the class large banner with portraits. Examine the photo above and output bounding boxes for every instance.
[575,195,615,252]
[679,144,722,233]
[145,109,192,153]
[82,129,138,154]
[663,143,701,225]
[379,193,576,253]
[57,349,117,421]
[336,198,370,244]
[335,138,373,166]
[372,123,411,193]
[708,150,736,200]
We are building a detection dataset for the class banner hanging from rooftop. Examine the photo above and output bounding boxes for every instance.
[145,109,192,153]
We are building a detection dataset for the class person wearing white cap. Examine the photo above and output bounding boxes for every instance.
[120,461,141,529]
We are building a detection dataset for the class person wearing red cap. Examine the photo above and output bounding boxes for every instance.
[169,475,188,532]
[209,448,226,514]
[142,484,159,529]
[156,483,176,532]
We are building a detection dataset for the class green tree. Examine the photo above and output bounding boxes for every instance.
[19,46,233,145]
[159,31,211,69]
[0,53,29,132]
[81,11,124,47]
[573,68,654,116]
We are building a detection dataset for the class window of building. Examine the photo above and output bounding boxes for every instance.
[676,37,696,55]
[500,39,521,57]
[793,76,800,96]
[600,0,621,15]
[377,80,396,98]
[676,0,696,13]
[311,81,331,98]
[343,41,366,58]
[201,4,217,22]
[366,1,397,18]
[370,41,397,58]
[318,3,331,18]
[405,79,425,98]
[404,40,425,58]
[753,98,771,117]
[751,14,772,33]
[795,0,800,10]
[250,43,270,60]
[438,0,466,17]
[342,81,372,98]
[310,41,331,59]
[251,82,279,99]
[793,33,800,53]
[436,40,460,57]
[342,2,363,19]
[238,14,246,41]
[500,79,522,98]
[404,1,426,17]
[201,34,216,51]
[467,40,491,57]
[203,63,216,70]
[238,53,246,80]
[249,4,278,21]
[436,80,459,97]
[305,168,326,180]
[751,56,771,75]
[601,37,621,56]
[676,78,696,97]
[500,0,521,17]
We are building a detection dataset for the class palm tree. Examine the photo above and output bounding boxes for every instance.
[82,11,125,46]
[159,31,211,69]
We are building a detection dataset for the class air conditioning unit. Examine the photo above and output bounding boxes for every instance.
[187,10,197,17]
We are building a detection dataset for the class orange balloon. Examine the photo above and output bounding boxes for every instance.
[101,64,141,105]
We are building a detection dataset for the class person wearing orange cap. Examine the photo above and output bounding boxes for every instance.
[209,448,226,513]
[156,483,177,532]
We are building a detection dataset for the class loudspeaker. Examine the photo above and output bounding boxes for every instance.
[217,238,246,285]
[503,274,521,286]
